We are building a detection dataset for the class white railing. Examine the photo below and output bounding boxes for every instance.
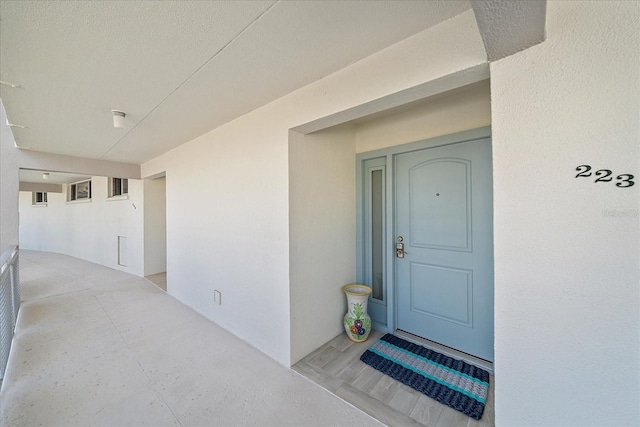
[0,246,20,380]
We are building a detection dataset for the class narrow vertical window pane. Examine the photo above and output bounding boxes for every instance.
[371,170,383,300]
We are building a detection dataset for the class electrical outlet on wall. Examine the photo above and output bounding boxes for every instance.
[213,290,222,305]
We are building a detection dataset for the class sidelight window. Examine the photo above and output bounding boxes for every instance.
[370,169,384,300]
[363,158,386,303]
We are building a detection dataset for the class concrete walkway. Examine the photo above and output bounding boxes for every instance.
[0,250,382,426]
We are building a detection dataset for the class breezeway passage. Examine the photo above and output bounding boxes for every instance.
[0,250,382,426]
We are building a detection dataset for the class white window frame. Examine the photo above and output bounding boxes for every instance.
[67,179,92,202]
[32,191,48,206]
[108,177,129,199]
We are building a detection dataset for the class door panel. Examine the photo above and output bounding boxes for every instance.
[395,139,493,361]
[410,263,472,326]
[410,160,470,250]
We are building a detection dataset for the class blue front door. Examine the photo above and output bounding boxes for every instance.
[395,138,494,361]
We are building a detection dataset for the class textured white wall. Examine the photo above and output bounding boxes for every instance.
[355,79,491,153]
[144,176,167,276]
[18,177,145,276]
[289,124,356,364]
[142,9,486,366]
[491,2,639,425]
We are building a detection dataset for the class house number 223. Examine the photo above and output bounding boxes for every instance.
[575,165,634,188]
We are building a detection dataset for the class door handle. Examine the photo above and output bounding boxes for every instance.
[396,236,406,258]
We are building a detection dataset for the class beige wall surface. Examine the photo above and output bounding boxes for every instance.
[355,79,491,153]
[19,182,63,193]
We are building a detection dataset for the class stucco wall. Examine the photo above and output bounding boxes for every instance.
[18,177,145,276]
[142,10,486,366]
[491,1,639,425]
[289,124,356,364]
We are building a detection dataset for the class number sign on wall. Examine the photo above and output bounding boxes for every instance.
[575,165,634,188]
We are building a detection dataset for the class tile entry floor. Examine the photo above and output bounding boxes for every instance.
[145,271,167,292]
[293,330,495,427]
[1,250,382,426]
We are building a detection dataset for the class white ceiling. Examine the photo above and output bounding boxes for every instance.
[0,0,472,165]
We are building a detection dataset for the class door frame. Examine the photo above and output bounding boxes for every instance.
[356,126,492,337]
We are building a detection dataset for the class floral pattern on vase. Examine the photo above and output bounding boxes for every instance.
[342,284,373,343]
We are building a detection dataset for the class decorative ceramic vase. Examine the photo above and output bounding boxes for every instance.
[342,284,372,343]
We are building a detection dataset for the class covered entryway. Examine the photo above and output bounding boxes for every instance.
[357,127,494,364]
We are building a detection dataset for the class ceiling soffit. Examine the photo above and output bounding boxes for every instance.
[471,0,547,61]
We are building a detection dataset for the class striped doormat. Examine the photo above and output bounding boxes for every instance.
[359,334,490,420]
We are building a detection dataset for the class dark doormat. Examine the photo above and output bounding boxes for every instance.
[360,333,489,420]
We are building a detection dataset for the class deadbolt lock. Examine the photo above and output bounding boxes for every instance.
[396,236,405,258]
